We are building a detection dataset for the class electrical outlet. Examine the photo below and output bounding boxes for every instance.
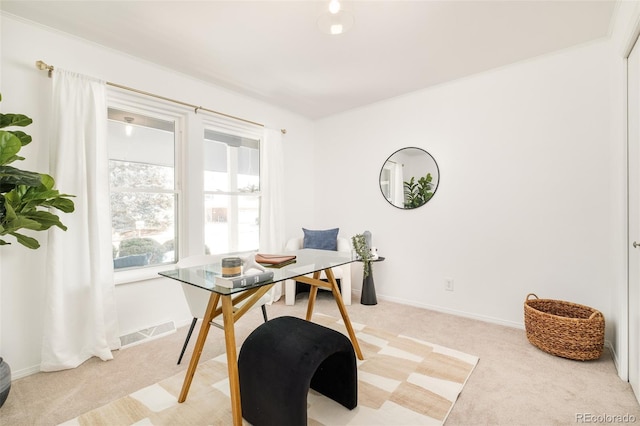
[445,277,454,291]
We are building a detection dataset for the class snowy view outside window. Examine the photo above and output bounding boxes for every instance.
[108,108,177,270]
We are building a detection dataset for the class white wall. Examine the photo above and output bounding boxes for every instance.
[1,7,637,381]
[0,14,316,377]
[314,38,625,361]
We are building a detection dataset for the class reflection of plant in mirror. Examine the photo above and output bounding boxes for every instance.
[351,233,372,278]
[404,173,434,209]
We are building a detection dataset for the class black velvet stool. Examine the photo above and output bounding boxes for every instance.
[238,316,358,426]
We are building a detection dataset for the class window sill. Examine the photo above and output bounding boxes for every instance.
[114,264,176,286]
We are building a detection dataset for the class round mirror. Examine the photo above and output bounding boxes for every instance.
[379,147,440,209]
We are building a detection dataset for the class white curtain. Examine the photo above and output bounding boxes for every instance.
[41,70,120,371]
[392,162,405,207]
[259,128,285,303]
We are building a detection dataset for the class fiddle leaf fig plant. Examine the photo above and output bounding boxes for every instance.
[0,93,75,249]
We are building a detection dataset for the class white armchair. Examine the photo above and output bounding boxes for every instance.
[284,237,352,306]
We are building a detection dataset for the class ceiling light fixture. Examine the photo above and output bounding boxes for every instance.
[329,0,341,14]
[124,116,134,136]
[318,1,354,36]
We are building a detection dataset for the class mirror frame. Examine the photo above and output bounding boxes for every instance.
[379,147,440,210]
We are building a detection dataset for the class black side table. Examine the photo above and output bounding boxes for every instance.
[360,257,385,305]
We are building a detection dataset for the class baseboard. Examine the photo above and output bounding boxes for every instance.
[11,364,41,380]
[175,318,195,329]
[11,321,179,380]
[365,292,524,330]
[606,340,624,379]
[120,321,176,349]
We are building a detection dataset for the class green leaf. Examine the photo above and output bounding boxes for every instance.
[2,155,25,166]
[4,215,42,231]
[40,174,55,190]
[23,187,61,201]
[3,201,17,222]
[0,113,33,129]
[23,210,66,231]
[10,232,40,249]
[8,130,32,147]
[0,166,43,192]
[20,185,75,214]
[44,197,75,213]
[0,131,22,165]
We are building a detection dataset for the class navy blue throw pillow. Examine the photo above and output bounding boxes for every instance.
[302,228,339,251]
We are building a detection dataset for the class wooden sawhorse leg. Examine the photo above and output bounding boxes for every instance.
[296,269,364,360]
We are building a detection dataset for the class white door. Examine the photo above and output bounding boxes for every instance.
[628,37,640,403]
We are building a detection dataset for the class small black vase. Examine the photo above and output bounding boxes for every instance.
[0,357,10,408]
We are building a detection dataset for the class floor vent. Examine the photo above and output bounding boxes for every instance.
[120,321,176,348]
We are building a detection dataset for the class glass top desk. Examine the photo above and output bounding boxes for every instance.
[159,248,364,426]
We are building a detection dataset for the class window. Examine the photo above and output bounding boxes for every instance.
[106,96,262,277]
[108,108,178,270]
[204,128,260,254]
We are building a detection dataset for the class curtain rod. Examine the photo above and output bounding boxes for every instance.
[35,60,287,134]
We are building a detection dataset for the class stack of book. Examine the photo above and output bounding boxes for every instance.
[215,270,274,289]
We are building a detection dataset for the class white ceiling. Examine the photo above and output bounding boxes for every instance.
[1,1,617,119]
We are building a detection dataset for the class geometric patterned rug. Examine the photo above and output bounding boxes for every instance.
[60,314,479,425]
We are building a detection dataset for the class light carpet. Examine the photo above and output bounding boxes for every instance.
[60,314,479,426]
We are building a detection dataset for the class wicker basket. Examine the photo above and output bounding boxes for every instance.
[524,293,604,361]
